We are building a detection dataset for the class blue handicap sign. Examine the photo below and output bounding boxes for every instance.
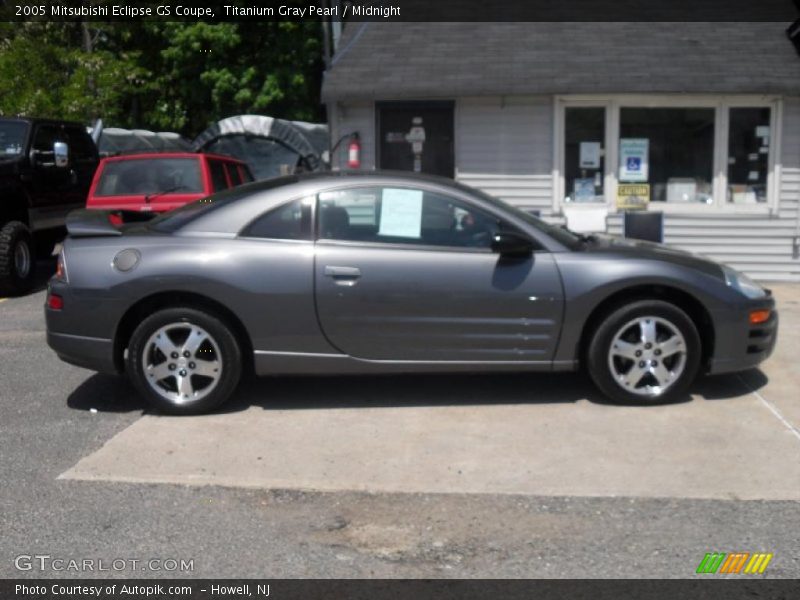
[626,157,641,171]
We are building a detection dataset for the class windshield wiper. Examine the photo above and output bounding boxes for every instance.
[144,185,187,204]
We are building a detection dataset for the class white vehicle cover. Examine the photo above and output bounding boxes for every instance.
[96,127,193,154]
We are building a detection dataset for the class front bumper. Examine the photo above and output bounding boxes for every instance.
[707,294,778,375]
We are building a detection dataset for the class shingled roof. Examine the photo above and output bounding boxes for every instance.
[321,22,800,101]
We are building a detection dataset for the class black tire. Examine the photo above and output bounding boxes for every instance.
[126,307,242,415]
[0,221,36,296]
[587,299,701,405]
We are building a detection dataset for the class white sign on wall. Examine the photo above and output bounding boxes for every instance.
[619,138,649,182]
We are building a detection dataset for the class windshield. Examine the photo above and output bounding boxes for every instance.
[97,157,204,196]
[0,121,28,158]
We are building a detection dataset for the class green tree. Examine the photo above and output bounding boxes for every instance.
[0,18,324,136]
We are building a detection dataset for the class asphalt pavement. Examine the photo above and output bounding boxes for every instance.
[1,261,799,578]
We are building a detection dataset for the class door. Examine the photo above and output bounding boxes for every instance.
[64,126,98,205]
[314,184,564,362]
[28,123,72,230]
[378,101,454,178]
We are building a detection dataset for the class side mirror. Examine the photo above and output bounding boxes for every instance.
[491,231,535,257]
[53,142,69,168]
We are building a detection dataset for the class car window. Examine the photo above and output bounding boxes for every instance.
[65,127,97,162]
[96,158,203,196]
[32,124,62,153]
[239,165,254,183]
[209,160,229,192]
[0,121,28,157]
[317,186,517,249]
[241,197,313,241]
[226,163,242,186]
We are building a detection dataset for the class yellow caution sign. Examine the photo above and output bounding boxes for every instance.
[617,184,650,210]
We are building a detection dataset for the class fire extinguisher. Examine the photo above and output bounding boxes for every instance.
[347,133,361,169]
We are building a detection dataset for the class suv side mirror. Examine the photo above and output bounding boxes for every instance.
[53,142,69,168]
[491,231,535,257]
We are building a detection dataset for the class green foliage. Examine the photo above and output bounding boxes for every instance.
[0,20,324,135]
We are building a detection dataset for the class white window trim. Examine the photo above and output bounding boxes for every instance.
[553,94,782,216]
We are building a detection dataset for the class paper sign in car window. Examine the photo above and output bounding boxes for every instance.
[379,188,423,238]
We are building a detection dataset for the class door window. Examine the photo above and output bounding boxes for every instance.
[65,127,97,163]
[318,186,511,249]
[32,125,62,156]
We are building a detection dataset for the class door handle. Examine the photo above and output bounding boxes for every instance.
[324,265,361,280]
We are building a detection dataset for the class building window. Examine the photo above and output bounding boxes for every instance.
[727,107,771,204]
[557,97,778,213]
[620,108,715,204]
[564,107,605,203]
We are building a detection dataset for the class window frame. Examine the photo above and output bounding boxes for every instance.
[313,183,540,254]
[553,94,782,215]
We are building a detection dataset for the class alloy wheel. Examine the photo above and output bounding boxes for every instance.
[607,316,687,398]
[142,322,223,405]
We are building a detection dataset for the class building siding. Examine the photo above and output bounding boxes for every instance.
[329,101,376,170]
[455,96,553,215]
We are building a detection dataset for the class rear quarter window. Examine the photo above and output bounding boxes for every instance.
[208,160,230,192]
[226,163,243,187]
[95,158,203,196]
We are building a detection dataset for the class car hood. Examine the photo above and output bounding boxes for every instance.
[581,234,725,279]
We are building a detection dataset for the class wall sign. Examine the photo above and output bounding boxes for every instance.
[619,138,649,182]
[617,183,650,210]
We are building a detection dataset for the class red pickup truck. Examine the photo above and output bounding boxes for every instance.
[86,152,253,215]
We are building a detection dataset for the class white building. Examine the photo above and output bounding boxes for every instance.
[322,23,800,281]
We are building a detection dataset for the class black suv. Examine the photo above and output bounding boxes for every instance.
[0,117,98,294]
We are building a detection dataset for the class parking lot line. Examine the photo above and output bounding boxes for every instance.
[739,374,800,443]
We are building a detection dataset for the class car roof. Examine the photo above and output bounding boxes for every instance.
[233,170,470,193]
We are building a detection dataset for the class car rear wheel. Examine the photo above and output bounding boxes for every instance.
[0,221,35,296]
[127,307,242,415]
[587,300,701,404]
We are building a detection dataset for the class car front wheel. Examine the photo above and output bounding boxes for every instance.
[127,307,242,415]
[587,300,701,404]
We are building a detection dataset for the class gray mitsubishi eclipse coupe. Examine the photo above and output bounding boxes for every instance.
[46,172,777,414]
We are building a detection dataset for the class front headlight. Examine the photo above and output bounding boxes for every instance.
[722,265,765,299]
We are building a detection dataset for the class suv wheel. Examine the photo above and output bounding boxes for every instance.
[127,307,243,415]
[587,300,701,404]
[0,221,36,296]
